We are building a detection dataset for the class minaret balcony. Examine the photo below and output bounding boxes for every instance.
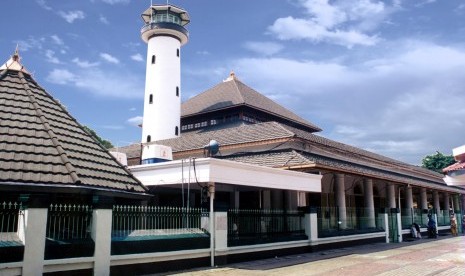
[141,22,189,44]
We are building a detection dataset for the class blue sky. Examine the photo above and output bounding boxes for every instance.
[1,0,465,165]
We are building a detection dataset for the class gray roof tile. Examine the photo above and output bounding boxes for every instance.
[181,78,321,132]
[0,65,148,196]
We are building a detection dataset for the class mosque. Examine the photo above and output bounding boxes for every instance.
[116,3,465,238]
[0,3,464,274]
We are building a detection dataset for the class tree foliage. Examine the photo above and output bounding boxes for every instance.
[421,151,455,173]
[83,125,114,149]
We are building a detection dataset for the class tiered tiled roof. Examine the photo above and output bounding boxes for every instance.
[116,120,462,192]
[0,52,148,197]
[181,74,322,132]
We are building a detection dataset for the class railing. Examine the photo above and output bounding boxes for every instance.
[401,208,428,229]
[112,205,208,239]
[0,201,23,247]
[46,204,93,241]
[317,207,384,237]
[227,209,306,246]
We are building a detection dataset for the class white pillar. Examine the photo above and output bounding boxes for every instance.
[214,212,228,250]
[363,179,376,228]
[405,185,413,222]
[92,209,113,276]
[22,208,48,276]
[335,174,347,229]
[387,184,396,208]
[304,208,318,242]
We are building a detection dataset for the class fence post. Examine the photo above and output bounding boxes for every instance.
[91,196,113,276]
[21,195,49,276]
[213,202,228,266]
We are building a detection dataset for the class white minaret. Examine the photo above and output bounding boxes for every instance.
[140,4,190,143]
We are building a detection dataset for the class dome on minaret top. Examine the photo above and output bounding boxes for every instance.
[140,4,190,44]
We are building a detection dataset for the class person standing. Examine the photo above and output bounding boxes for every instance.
[462,215,465,235]
[450,215,457,236]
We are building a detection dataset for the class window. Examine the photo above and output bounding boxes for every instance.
[176,49,179,57]
[181,125,187,131]
[175,126,179,136]
[147,135,151,142]
[194,122,200,128]
[200,121,208,127]
[210,119,217,125]
[176,86,179,97]
[151,55,156,64]
[149,94,153,104]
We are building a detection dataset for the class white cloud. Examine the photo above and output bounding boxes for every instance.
[72,57,100,68]
[196,50,210,55]
[101,0,129,4]
[36,0,52,10]
[127,116,143,126]
[45,50,60,64]
[214,41,465,164]
[15,36,45,52]
[129,107,137,111]
[46,68,143,99]
[46,69,76,85]
[130,53,144,62]
[99,15,109,24]
[100,53,120,64]
[102,125,124,130]
[58,10,85,23]
[268,0,395,47]
[50,35,64,46]
[243,41,284,56]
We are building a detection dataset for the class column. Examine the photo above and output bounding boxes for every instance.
[271,190,283,210]
[335,173,347,229]
[420,188,428,209]
[453,195,460,212]
[443,193,450,214]
[284,190,298,210]
[387,184,396,208]
[433,191,440,214]
[363,179,376,228]
[405,185,413,219]
[234,190,239,209]
[262,190,271,209]
[22,207,48,276]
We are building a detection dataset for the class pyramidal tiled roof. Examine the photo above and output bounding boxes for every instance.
[181,73,322,132]
[0,52,149,197]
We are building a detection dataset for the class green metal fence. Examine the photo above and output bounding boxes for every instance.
[46,204,93,241]
[112,205,209,239]
[227,209,306,246]
[317,207,385,237]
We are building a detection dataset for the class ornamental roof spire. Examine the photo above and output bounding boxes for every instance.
[0,46,30,74]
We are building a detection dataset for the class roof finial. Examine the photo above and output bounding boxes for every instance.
[224,70,238,82]
[13,44,20,61]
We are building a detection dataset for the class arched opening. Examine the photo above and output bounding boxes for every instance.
[149,94,153,104]
[176,49,179,57]
[151,55,156,64]
[147,135,151,142]
[175,126,179,136]
[176,86,179,97]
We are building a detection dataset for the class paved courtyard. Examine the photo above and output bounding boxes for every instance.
[163,235,465,276]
